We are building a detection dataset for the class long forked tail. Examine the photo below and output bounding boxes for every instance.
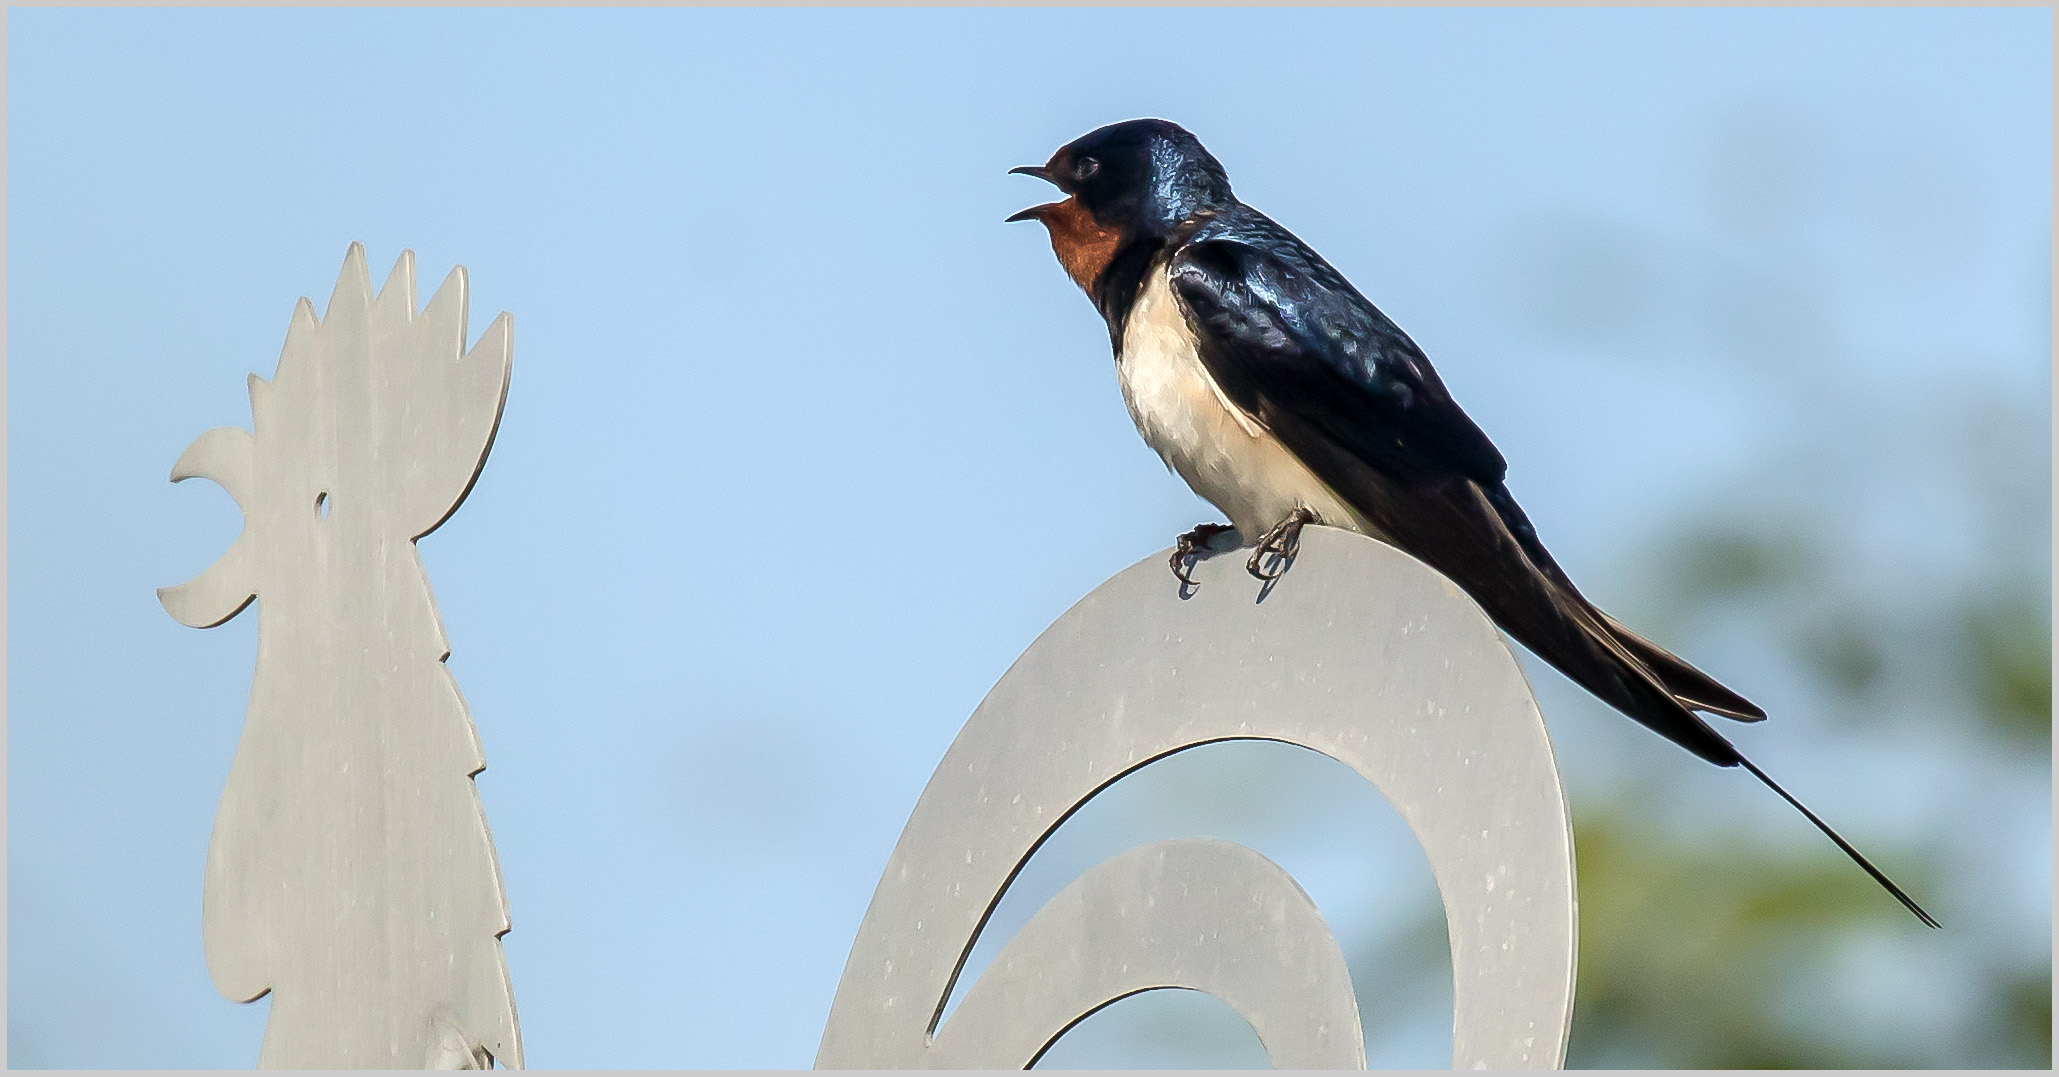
[1735,756,1940,928]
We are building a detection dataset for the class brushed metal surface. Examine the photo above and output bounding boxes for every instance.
[160,244,521,1068]
[817,527,1575,1069]
[935,838,1363,1068]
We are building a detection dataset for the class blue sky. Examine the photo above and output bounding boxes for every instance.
[8,8,2049,1068]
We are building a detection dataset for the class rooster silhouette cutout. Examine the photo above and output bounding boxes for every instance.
[161,244,520,1068]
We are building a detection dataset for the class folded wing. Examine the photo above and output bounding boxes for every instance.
[1169,233,1758,764]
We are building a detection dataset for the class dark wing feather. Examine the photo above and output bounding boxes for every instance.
[1480,480,1767,723]
[1168,232,1752,763]
[1596,612,1767,721]
[1163,222,1940,924]
[1169,236,1507,485]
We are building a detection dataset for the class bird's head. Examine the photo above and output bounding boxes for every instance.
[1008,119,1233,292]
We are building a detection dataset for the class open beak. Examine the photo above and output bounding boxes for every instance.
[1007,164,1061,223]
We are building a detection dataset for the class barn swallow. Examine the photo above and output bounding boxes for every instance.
[1009,118,1936,927]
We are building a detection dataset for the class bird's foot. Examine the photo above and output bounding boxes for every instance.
[1246,508,1318,581]
[1171,523,1238,588]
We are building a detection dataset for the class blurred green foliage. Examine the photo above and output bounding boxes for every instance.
[1559,461,2050,1067]
[1958,582,2054,745]
[1569,803,1939,1069]
[1564,789,2049,1068]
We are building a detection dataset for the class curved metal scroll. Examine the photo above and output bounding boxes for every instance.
[938,839,1363,1068]
[817,527,1576,1069]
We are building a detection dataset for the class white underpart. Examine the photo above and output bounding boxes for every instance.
[1117,266,1377,546]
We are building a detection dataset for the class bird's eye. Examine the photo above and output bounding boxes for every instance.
[1074,156,1100,181]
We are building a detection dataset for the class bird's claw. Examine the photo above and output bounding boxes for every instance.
[1171,523,1236,588]
[1246,507,1318,581]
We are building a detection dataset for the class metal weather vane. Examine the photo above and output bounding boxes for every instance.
[160,246,1580,1071]
[160,244,521,1068]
